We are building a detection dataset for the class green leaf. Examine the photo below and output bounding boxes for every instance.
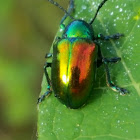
[38,0,140,140]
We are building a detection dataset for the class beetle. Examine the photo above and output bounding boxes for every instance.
[38,0,128,109]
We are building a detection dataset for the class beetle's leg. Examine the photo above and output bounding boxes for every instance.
[95,42,104,67]
[103,58,129,95]
[97,33,124,40]
[96,43,128,94]
[60,0,74,29]
[37,62,52,104]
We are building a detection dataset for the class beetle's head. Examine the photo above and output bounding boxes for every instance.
[63,20,94,39]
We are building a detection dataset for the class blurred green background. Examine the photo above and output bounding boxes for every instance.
[0,0,69,140]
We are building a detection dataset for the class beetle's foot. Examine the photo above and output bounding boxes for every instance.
[97,33,124,40]
[118,87,129,95]
[111,33,124,39]
[108,82,129,96]
[37,95,45,104]
[103,57,121,63]
[37,90,52,104]
[45,53,53,58]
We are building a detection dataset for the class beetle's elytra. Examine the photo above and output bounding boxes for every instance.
[38,0,128,109]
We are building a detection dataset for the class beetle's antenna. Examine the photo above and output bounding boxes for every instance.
[89,0,108,25]
[47,0,74,20]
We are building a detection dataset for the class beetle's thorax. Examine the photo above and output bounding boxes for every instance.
[63,20,94,39]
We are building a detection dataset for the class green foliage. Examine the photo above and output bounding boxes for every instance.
[38,0,140,139]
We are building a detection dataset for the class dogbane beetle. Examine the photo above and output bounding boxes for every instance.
[38,0,128,109]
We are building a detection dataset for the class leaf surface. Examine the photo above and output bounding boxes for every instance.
[38,0,140,140]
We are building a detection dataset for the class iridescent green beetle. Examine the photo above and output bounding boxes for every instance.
[38,0,128,109]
